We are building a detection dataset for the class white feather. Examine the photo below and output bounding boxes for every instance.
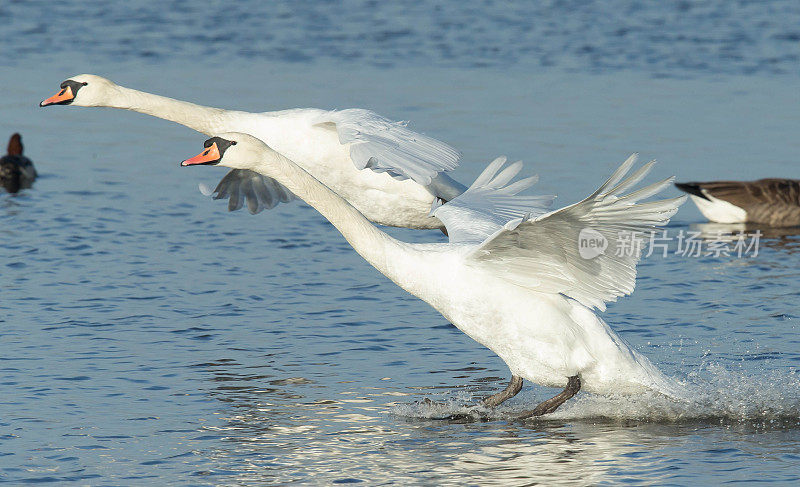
[203,136,692,400]
[54,75,464,228]
[467,155,687,311]
[198,182,214,197]
[432,156,555,244]
[313,108,461,185]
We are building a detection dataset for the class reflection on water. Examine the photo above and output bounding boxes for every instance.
[3,73,800,481]
[3,4,800,479]
[199,359,800,485]
[4,92,800,482]
[692,222,800,254]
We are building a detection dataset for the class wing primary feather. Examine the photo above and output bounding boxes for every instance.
[432,157,554,244]
[209,169,295,214]
[590,153,638,198]
[465,155,686,311]
[616,177,676,204]
[488,161,524,188]
[227,185,243,212]
[500,175,539,195]
[471,156,508,188]
[608,160,656,195]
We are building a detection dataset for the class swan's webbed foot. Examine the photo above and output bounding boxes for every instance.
[481,375,523,408]
[441,409,491,423]
[421,375,580,421]
[423,375,524,422]
[417,398,484,422]
[517,375,581,419]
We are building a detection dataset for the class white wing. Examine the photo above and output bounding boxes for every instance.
[314,109,461,185]
[431,156,555,244]
[467,154,687,311]
[210,169,296,214]
[207,109,459,214]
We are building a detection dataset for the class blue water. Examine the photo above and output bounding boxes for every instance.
[2,1,800,485]
[4,0,800,76]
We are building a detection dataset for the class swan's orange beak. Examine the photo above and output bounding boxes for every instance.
[181,142,221,166]
[40,85,75,107]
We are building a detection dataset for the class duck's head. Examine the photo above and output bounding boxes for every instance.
[40,74,117,107]
[7,133,23,156]
[181,132,272,171]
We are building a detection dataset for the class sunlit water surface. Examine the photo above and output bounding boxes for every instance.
[2,2,800,485]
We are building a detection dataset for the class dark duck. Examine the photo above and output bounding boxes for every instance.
[0,133,37,193]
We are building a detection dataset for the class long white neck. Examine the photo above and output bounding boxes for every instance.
[102,85,233,135]
[250,152,412,279]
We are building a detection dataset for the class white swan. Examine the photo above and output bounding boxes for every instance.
[40,74,465,229]
[180,133,688,417]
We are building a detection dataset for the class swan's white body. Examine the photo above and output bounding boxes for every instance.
[185,133,688,398]
[44,74,465,228]
[385,245,676,394]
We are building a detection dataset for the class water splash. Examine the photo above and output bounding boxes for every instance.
[393,365,800,426]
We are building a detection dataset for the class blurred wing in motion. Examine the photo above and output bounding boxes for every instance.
[314,109,461,185]
[210,169,296,214]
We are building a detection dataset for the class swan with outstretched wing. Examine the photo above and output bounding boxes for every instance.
[181,135,688,418]
[41,74,465,229]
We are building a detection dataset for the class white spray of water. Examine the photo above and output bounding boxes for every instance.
[393,365,800,425]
